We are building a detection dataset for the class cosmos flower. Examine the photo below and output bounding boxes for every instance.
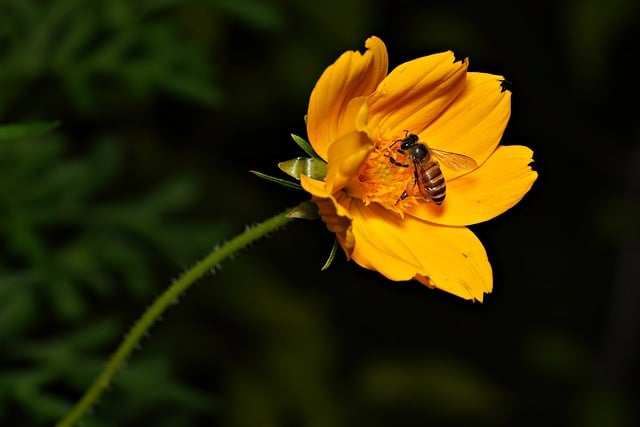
[300,36,537,301]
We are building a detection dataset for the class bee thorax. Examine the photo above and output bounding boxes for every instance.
[409,144,429,160]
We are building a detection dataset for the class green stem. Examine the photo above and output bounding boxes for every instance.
[56,201,312,427]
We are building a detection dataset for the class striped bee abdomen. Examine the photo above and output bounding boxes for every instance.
[423,160,446,205]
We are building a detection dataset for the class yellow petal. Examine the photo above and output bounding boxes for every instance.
[366,51,467,142]
[407,145,537,226]
[300,173,331,198]
[313,194,355,255]
[300,176,356,255]
[307,36,388,161]
[300,174,352,216]
[323,102,374,192]
[422,72,511,180]
[348,201,492,301]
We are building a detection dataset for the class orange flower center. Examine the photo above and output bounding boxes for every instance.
[345,140,420,215]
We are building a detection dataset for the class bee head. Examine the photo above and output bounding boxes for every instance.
[401,133,420,150]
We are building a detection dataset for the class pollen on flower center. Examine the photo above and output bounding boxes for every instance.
[346,142,418,213]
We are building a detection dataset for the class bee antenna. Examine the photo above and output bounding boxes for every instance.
[390,129,410,147]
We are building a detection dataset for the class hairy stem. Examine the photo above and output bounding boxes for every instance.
[56,201,312,427]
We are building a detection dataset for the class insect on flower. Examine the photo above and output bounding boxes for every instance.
[386,131,477,205]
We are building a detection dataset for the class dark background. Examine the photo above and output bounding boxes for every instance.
[1,0,639,425]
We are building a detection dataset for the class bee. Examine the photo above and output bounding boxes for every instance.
[387,131,477,205]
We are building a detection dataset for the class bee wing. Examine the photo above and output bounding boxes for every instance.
[429,148,477,170]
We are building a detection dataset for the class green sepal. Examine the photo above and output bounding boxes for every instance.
[250,170,302,191]
[286,200,319,220]
[291,133,321,159]
[0,121,60,143]
[321,238,340,271]
[278,157,327,181]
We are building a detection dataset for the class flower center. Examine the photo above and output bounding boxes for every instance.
[345,141,420,214]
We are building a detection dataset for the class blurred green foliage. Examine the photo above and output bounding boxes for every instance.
[0,121,225,425]
[0,0,639,425]
[1,0,218,115]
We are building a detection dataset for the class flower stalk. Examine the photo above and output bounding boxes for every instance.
[55,201,312,427]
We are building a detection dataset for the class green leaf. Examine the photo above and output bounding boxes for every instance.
[0,122,59,143]
[278,157,327,181]
[290,134,320,159]
[250,170,303,191]
[321,238,339,271]
[286,200,319,220]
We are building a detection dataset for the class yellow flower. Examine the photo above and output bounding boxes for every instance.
[301,36,537,301]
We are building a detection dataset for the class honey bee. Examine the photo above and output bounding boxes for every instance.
[387,131,477,205]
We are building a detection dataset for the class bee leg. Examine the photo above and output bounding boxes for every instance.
[384,153,409,168]
[395,177,417,205]
[394,191,409,205]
